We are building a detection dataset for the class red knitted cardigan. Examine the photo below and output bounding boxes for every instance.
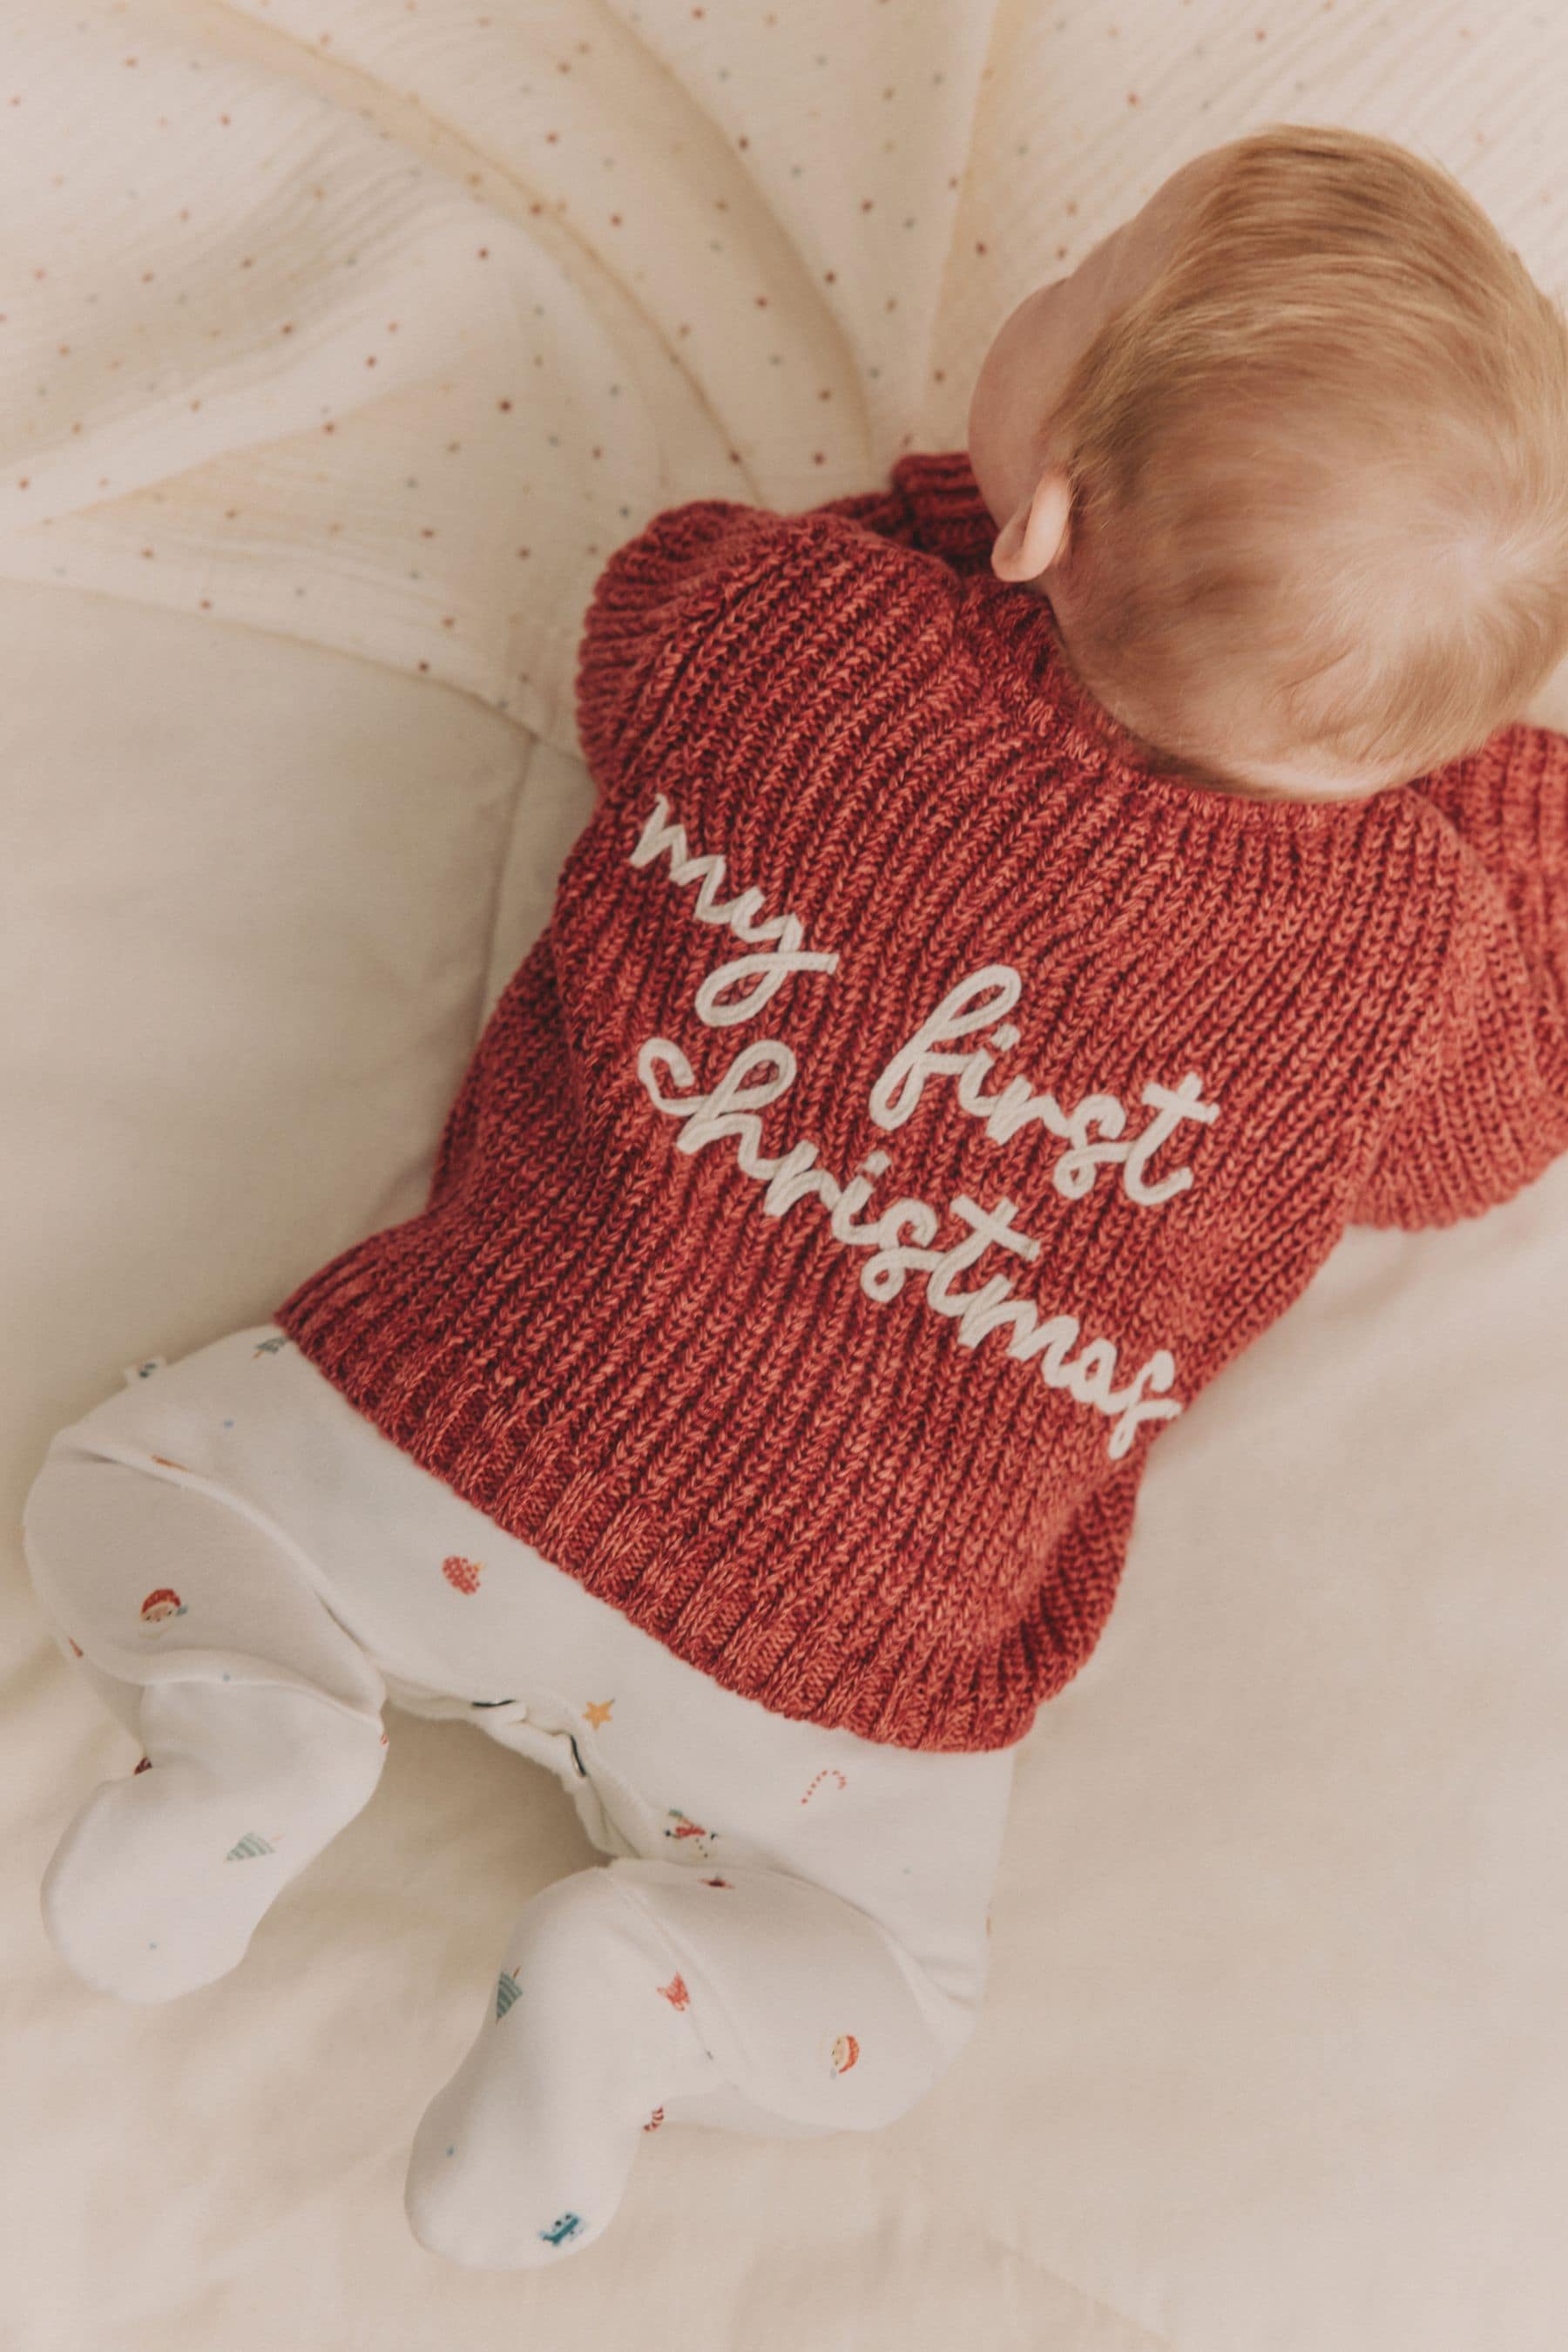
[273,449,1568,1754]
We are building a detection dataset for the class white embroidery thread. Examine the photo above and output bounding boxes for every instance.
[631,794,841,1025]
[869,966,1220,1206]
[625,799,1211,1462]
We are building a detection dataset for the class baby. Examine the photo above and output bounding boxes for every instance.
[21,124,1568,2272]
[970,132,1568,800]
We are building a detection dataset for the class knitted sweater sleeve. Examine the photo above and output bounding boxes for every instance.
[1350,724,1568,1228]
[574,480,957,813]
[573,497,766,801]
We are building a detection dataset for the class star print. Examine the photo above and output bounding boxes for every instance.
[582,1700,614,1728]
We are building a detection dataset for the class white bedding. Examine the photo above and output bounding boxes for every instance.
[3,4,1567,2348]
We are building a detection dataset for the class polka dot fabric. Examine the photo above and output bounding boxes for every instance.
[7,9,1568,2349]
[3,1,1565,755]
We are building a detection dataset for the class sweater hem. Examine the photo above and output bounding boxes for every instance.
[270,1298,1043,1757]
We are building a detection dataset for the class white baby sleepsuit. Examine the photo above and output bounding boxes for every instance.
[22,1321,1013,2268]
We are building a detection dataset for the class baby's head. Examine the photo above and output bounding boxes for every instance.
[967,125,1568,801]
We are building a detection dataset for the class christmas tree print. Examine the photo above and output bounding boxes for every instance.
[496,1969,522,2020]
[442,1555,483,1595]
[226,1831,275,1861]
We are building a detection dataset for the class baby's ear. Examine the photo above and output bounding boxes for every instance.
[990,467,1073,584]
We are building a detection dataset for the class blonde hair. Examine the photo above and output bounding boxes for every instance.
[1046,124,1568,787]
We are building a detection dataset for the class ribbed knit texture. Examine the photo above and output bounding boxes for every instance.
[272,449,1568,1754]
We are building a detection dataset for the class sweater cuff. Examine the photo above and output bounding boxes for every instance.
[1419,722,1568,1029]
[1487,723,1568,1028]
[889,448,997,573]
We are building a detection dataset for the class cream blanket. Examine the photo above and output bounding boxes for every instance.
[4,4,1567,2348]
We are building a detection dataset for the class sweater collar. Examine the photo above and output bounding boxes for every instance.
[889,447,1406,847]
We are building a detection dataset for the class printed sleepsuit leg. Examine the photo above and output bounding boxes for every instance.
[21,1325,1010,2274]
[21,1441,389,2004]
[405,1853,979,2270]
